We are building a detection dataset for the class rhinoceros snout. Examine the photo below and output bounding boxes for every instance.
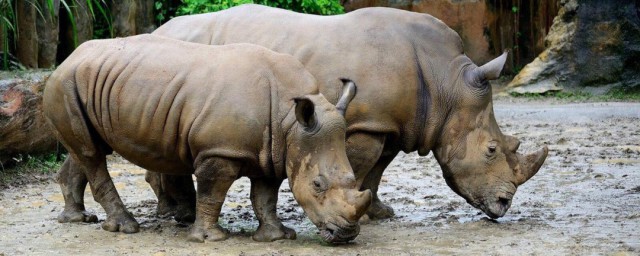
[484,196,512,219]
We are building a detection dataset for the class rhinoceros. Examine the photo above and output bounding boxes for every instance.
[147,4,549,220]
[43,34,371,243]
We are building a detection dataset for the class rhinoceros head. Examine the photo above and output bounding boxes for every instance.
[432,52,548,219]
[286,80,371,243]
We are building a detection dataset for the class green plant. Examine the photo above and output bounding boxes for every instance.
[55,0,112,46]
[0,0,111,70]
[176,0,344,16]
[0,153,65,188]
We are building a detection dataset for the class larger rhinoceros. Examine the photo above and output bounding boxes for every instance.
[43,34,371,243]
[150,4,548,220]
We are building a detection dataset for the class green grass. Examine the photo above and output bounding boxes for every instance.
[510,87,640,101]
[0,153,65,188]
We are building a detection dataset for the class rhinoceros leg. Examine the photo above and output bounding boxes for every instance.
[145,171,176,217]
[78,154,139,233]
[145,172,196,223]
[164,174,197,223]
[250,178,296,242]
[345,132,395,220]
[188,157,237,242]
[56,157,98,223]
[361,151,398,220]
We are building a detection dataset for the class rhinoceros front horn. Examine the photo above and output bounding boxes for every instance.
[516,146,549,185]
[335,79,357,116]
[477,51,509,81]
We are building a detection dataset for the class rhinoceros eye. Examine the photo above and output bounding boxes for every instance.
[312,176,328,194]
[486,141,498,158]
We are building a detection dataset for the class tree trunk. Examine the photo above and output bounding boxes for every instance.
[111,0,156,37]
[74,0,94,44]
[36,0,60,69]
[16,0,38,69]
[0,71,57,166]
[57,0,93,64]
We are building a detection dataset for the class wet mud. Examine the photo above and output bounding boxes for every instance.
[1,100,638,255]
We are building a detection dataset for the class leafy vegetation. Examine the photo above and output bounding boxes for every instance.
[0,0,111,70]
[175,0,344,16]
[0,153,65,188]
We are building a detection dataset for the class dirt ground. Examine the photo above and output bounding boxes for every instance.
[1,98,639,255]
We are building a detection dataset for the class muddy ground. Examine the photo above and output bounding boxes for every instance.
[1,99,639,255]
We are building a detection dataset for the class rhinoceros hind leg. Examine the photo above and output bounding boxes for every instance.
[362,151,398,220]
[56,157,99,223]
[250,178,296,242]
[81,154,140,233]
[188,157,237,242]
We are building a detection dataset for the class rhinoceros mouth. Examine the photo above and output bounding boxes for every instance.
[475,196,512,219]
[319,222,360,243]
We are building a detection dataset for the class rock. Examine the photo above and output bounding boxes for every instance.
[508,0,640,93]
[0,71,57,167]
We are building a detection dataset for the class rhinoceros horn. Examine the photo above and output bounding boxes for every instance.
[477,51,509,81]
[336,79,357,116]
[515,146,549,185]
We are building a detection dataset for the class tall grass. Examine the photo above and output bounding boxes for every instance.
[0,0,111,70]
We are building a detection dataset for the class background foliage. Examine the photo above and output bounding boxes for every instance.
[175,0,344,16]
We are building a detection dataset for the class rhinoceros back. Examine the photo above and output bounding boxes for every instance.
[44,34,316,174]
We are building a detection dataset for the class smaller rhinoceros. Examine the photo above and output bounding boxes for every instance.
[43,34,371,243]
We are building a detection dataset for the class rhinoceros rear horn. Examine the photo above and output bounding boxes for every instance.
[294,97,317,129]
[335,79,357,116]
[477,51,509,81]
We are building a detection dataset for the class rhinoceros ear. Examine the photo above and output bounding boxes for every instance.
[294,97,317,129]
[477,51,508,81]
[335,79,357,117]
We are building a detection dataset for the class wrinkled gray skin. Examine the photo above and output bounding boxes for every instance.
[148,4,548,221]
[43,34,371,243]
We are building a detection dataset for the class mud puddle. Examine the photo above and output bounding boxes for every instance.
[1,100,638,255]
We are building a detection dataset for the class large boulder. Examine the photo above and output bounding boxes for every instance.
[508,0,640,93]
[0,71,57,167]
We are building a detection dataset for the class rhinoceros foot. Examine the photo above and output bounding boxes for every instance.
[57,209,98,223]
[365,199,395,220]
[101,211,139,233]
[188,223,228,243]
[155,200,177,218]
[173,205,196,223]
[252,223,296,242]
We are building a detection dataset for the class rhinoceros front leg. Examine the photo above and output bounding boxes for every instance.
[163,173,196,223]
[188,157,237,242]
[346,132,395,220]
[361,151,398,220]
[250,178,296,242]
[56,157,98,223]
